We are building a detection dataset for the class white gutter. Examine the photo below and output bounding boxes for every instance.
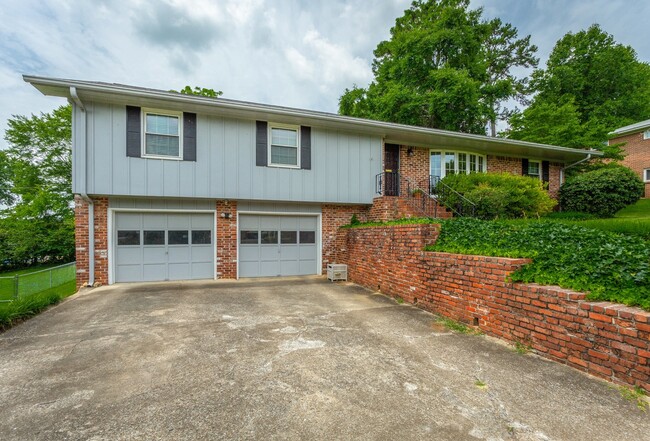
[70,86,94,287]
[24,75,603,159]
[564,153,592,170]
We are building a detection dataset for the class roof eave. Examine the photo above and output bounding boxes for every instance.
[24,75,602,163]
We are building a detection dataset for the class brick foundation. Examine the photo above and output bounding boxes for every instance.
[610,131,650,198]
[336,224,650,392]
[74,195,109,288]
[321,204,369,273]
[216,200,238,279]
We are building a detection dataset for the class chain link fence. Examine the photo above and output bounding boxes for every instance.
[0,262,76,302]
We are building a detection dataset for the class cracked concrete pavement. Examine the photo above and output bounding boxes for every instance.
[0,277,648,440]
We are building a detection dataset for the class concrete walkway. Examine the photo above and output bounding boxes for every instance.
[0,278,648,440]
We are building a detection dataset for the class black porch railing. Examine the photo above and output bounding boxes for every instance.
[375,172,477,218]
[427,176,476,218]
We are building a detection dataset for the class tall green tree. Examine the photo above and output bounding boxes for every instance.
[171,86,223,97]
[507,25,650,153]
[339,0,537,135]
[0,105,74,266]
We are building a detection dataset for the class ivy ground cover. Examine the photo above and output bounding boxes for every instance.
[428,218,650,310]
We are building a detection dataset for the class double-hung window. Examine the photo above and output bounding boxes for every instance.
[527,160,541,179]
[644,130,650,140]
[644,168,650,182]
[269,124,300,167]
[143,109,182,159]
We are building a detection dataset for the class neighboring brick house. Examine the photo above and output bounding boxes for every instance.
[25,76,599,287]
[609,119,650,198]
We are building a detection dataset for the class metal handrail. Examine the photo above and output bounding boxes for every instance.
[427,176,476,217]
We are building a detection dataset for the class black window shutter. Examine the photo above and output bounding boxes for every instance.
[542,160,550,183]
[126,106,141,158]
[256,121,268,166]
[522,158,529,176]
[183,112,197,161]
[301,126,311,170]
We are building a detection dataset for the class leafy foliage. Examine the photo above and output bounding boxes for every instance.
[438,172,556,219]
[1,105,74,268]
[429,218,650,310]
[342,217,438,229]
[172,86,223,98]
[506,25,650,155]
[0,280,76,331]
[559,165,644,217]
[339,0,537,134]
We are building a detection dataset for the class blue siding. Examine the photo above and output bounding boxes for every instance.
[74,102,382,204]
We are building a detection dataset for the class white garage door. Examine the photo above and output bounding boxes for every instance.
[114,212,214,282]
[239,215,318,277]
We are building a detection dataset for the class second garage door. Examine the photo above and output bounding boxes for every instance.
[239,215,318,277]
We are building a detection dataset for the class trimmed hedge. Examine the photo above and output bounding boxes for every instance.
[560,165,644,217]
[438,172,556,219]
[429,218,650,310]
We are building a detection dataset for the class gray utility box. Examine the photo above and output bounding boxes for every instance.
[327,264,348,282]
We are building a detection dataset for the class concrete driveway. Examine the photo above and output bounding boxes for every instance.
[0,278,648,440]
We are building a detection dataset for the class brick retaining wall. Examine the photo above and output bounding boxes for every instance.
[336,224,650,392]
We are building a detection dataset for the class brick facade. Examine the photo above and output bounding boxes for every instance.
[336,224,650,392]
[216,200,238,279]
[487,155,522,175]
[74,195,109,288]
[321,204,369,273]
[610,131,650,198]
[399,146,430,191]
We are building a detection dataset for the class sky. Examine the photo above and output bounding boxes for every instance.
[1,0,650,149]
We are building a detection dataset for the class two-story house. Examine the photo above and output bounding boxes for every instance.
[25,76,600,287]
[609,119,650,198]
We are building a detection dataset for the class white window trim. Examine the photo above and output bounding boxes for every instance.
[644,168,650,183]
[527,159,542,180]
[268,123,300,169]
[429,150,486,179]
[643,130,650,140]
[141,108,184,160]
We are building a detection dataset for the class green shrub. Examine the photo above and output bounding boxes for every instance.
[542,211,597,221]
[560,165,644,217]
[438,173,556,219]
[429,218,650,310]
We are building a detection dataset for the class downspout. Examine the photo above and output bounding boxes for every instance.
[70,87,94,287]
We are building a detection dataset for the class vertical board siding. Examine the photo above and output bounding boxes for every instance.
[84,102,381,203]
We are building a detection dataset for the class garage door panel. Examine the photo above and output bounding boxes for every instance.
[191,246,213,262]
[168,247,191,263]
[299,245,317,259]
[143,264,166,281]
[168,263,191,280]
[191,262,214,279]
[143,247,166,263]
[259,246,279,260]
[116,213,142,229]
[114,212,214,283]
[238,214,319,278]
[116,265,142,283]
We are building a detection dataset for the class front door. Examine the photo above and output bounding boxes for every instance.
[384,144,400,196]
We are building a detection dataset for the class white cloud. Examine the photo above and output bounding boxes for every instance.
[2,0,650,150]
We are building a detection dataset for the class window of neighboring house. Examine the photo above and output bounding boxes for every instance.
[269,124,300,167]
[644,130,650,140]
[430,150,486,179]
[645,168,650,182]
[527,160,541,179]
[142,109,182,159]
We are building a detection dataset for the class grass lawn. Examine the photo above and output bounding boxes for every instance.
[0,280,77,331]
[576,199,650,240]
[0,262,76,302]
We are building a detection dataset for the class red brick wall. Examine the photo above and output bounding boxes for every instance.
[610,132,650,197]
[369,196,452,221]
[399,146,430,191]
[216,200,237,279]
[338,224,650,392]
[74,195,108,288]
[487,155,522,174]
[321,204,369,273]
